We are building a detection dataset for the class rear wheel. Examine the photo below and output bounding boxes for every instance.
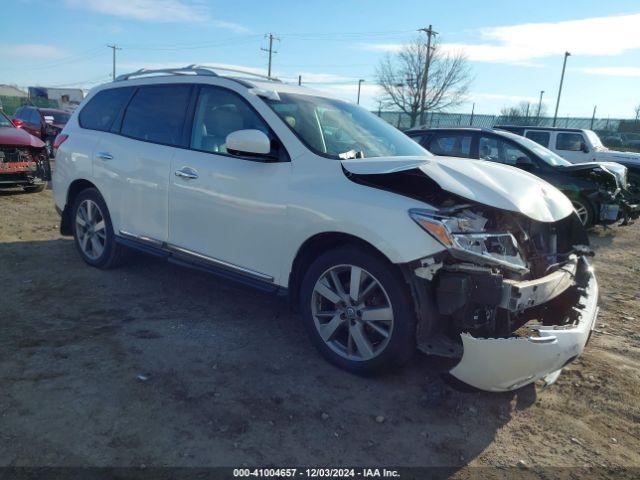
[299,246,416,374]
[71,188,127,269]
[572,198,594,227]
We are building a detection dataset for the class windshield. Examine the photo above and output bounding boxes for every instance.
[263,92,429,159]
[501,131,571,167]
[585,130,606,150]
[0,112,14,128]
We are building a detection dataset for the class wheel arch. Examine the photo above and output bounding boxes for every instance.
[287,231,398,307]
[60,178,99,235]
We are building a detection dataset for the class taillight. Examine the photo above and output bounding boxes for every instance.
[53,134,68,150]
[12,118,24,128]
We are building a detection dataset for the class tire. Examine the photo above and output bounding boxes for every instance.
[23,184,46,193]
[71,188,127,269]
[299,246,416,375]
[571,197,594,228]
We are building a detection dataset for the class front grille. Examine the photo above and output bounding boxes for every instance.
[0,147,33,163]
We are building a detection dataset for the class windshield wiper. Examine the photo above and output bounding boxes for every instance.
[338,149,365,160]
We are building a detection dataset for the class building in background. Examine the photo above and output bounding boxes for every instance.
[28,87,84,111]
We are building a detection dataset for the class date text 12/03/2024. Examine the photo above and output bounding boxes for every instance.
[233,468,401,478]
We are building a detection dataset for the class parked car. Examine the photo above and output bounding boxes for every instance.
[495,125,640,211]
[599,132,640,151]
[407,127,639,227]
[53,66,599,392]
[12,105,71,156]
[0,110,51,192]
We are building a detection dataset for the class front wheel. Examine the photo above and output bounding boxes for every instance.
[299,246,416,374]
[71,188,127,269]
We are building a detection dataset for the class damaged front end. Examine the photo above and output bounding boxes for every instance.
[405,206,598,392]
[0,145,51,187]
[344,158,599,392]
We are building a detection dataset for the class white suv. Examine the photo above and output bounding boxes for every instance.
[53,65,599,392]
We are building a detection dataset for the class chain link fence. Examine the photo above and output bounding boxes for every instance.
[0,96,60,116]
[376,111,638,134]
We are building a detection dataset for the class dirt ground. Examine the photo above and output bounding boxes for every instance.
[1,187,639,477]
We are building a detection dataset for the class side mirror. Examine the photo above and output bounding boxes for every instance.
[580,142,589,153]
[515,156,535,170]
[226,129,272,158]
[44,115,55,125]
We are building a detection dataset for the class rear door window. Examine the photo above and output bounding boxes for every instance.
[79,87,134,132]
[525,130,550,147]
[121,85,191,147]
[428,133,472,157]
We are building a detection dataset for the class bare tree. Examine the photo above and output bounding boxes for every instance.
[500,101,547,124]
[376,38,472,128]
[634,104,640,123]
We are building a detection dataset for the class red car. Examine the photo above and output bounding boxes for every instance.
[12,106,70,155]
[0,110,51,193]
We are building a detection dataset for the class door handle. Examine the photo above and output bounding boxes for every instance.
[174,167,199,180]
[97,151,113,161]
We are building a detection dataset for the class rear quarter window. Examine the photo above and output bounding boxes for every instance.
[79,87,134,132]
[120,85,191,147]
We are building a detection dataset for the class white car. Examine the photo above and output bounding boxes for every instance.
[496,126,640,165]
[52,65,599,392]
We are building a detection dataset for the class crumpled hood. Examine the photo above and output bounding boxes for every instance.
[342,156,574,223]
[0,126,45,148]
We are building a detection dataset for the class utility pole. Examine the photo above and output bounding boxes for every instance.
[261,33,279,79]
[298,75,302,86]
[356,79,365,105]
[590,105,597,129]
[553,52,571,127]
[536,90,545,117]
[418,25,438,126]
[107,44,121,82]
[469,102,475,126]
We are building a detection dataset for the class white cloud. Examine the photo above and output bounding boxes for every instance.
[357,43,403,53]
[362,13,640,63]
[576,66,640,77]
[211,20,250,34]
[64,0,248,31]
[0,44,66,59]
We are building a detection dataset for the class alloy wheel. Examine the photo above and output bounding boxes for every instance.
[311,264,394,361]
[572,200,589,226]
[75,199,107,260]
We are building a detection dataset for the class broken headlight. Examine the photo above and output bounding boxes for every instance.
[409,209,528,273]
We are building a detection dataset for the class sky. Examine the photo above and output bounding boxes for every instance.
[1,0,640,118]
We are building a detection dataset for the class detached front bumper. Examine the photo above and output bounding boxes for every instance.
[448,264,598,392]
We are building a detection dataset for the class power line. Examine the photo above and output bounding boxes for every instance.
[107,44,122,82]
[261,33,280,79]
[418,25,438,125]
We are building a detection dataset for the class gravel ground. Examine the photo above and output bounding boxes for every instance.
[1,188,639,477]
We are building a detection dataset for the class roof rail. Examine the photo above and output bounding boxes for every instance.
[115,66,218,82]
[187,64,281,82]
[115,64,281,83]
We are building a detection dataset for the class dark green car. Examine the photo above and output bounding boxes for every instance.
[407,127,639,227]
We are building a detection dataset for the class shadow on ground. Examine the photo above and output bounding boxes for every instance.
[0,238,534,468]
